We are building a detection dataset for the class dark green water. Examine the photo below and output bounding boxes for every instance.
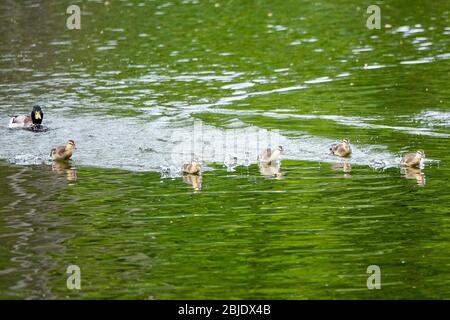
[0,0,449,299]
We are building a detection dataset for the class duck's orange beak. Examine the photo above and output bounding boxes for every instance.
[34,111,41,120]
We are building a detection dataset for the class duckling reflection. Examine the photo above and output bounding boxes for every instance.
[182,174,202,191]
[331,162,352,178]
[400,166,426,186]
[51,161,77,182]
[258,162,284,179]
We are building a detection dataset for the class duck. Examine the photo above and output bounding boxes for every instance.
[330,139,352,157]
[50,140,76,161]
[258,146,283,165]
[400,150,425,168]
[182,160,201,175]
[9,105,44,129]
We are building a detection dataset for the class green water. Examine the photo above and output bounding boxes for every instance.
[0,0,449,299]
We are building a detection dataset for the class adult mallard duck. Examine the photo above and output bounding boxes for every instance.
[182,160,201,175]
[401,150,425,168]
[258,146,283,165]
[50,140,75,161]
[330,139,352,157]
[9,105,44,129]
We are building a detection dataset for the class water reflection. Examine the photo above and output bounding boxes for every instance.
[51,161,77,182]
[182,173,202,191]
[258,162,283,179]
[331,162,352,178]
[0,0,449,299]
[1,163,73,299]
[400,167,426,186]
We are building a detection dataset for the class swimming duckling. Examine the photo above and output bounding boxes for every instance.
[401,150,425,168]
[182,160,201,175]
[258,146,283,165]
[9,105,44,129]
[330,139,352,157]
[50,140,75,161]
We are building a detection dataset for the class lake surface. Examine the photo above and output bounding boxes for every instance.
[0,0,449,299]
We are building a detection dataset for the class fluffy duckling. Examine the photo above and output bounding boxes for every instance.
[9,105,44,129]
[182,160,201,175]
[258,146,283,165]
[50,140,75,161]
[401,150,425,168]
[330,139,352,157]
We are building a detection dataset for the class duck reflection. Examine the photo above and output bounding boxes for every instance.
[182,173,202,191]
[331,162,352,178]
[258,162,284,179]
[51,161,77,182]
[401,166,426,186]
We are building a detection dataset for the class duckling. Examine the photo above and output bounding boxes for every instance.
[50,140,75,161]
[182,160,201,175]
[330,139,352,157]
[9,105,44,129]
[258,146,283,165]
[401,150,425,168]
